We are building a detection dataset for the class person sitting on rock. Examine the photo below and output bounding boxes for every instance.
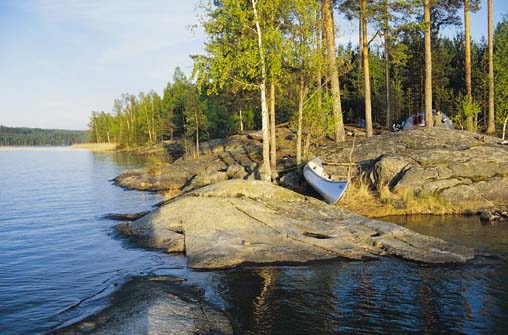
[433,110,443,127]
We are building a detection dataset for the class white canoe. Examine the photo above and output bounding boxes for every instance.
[303,157,348,204]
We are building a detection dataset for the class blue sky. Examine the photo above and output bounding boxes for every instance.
[0,1,507,130]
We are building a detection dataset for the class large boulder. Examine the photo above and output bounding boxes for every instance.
[318,128,508,210]
[119,180,475,269]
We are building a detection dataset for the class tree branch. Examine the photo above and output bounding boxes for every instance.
[233,78,259,91]
[368,29,382,46]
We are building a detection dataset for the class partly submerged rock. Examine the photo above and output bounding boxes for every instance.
[51,276,233,335]
[103,211,150,221]
[119,180,475,269]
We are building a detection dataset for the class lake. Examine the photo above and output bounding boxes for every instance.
[0,148,180,334]
[1,148,507,334]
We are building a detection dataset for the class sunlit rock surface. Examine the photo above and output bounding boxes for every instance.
[319,128,508,209]
[119,180,475,269]
[52,277,233,335]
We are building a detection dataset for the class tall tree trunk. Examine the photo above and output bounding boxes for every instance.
[239,109,244,132]
[126,118,131,145]
[322,0,346,142]
[316,6,323,116]
[152,107,157,143]
[296,75,306,165]
[106,126,111,144]
[94,118,99,143]
[308,5,322,162]
[144,105,153,143]
[424,0,433,127]
[464,0,474,131]
[252,0,272,181]
[383,0,392,129]
[270,82,277,176]
[361,0,373,137]
[487,0,496,134]
[195,114,199,158]
[358,17,364,99]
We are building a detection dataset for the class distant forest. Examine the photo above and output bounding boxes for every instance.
[0,125,88,146]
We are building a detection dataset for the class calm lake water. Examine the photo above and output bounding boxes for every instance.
[0,148,180,335]
[1,148,508,334]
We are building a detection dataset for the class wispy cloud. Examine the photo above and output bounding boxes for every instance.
[22,0,203,64]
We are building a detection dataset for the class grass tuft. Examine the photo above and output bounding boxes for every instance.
[341,180,463,217]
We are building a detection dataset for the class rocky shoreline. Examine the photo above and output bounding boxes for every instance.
[114,127,508,219]
[59,127,507,333]
[111,127,508,266]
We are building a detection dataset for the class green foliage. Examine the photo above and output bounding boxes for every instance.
[451,94,480,131]
[85,3,508,150]
[494,17,508,126]
[463,95,481,131]
[88,68,214,147]
[183,88,208,139]
[0,125,87,146]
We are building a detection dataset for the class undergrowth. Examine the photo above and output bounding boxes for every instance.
[341,180,462,217]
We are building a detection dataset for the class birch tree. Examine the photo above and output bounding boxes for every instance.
[287,0,320,164]
[184,89,208,158]
[194,0,289,181]
[323,0,346,142]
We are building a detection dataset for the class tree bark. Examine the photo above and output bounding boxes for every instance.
[361,0,373,137]
[424,0,433,127]
[358,17,364,98]
[316,6,323,116]
[239,109,244,132]
[383,0,392,129]
[464,0,472,97]
[464,0,474,131]
[195,113,199,158]
[487,0,496,134]
[144,105,153,143]
[94,117,99,143]
[270,82,277,176]
[296,75,307,165]
[322,0,346,142]
[251,0,272,181]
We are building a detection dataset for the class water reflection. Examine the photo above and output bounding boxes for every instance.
[206,214,508,334]
[384,215,508,255]
[91,151,166,169]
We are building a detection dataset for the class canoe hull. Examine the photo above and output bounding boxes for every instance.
[303,159,348,204]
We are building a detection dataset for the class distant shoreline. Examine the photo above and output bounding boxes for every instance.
[0,143,118,152]
[70,143,119,151]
